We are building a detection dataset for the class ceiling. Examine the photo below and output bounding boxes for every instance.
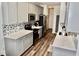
[31,2,60,7]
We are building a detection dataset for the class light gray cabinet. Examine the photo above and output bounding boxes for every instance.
[28,3,43,21]
[2,2,29,25]
[23,33,33,51]
[16,38,23,55]
[17,2,28,23]
[2,2,43,24]
[4,32,33,56]
[2,2,18,25]
[8,3,18,24]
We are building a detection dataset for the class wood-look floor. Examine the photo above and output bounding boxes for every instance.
[22,30,56,56]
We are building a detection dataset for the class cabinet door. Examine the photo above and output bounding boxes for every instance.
[2,2,17,25]
[23,36,28,51]
[35,6,39,21]
[18,2,28,23]
[37,7,43,15]
[26,33,33,45]
[8,2,17,24]
[28,3,34,13]
[16,38,23,55]
[2,2,9,25]
[23,33,33,51]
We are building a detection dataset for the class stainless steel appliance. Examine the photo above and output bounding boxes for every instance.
[39,15,46,36]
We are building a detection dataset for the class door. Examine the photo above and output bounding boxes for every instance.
[55,15,59,32]
[48,8,54,29]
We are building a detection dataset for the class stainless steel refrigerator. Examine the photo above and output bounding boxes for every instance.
[39,15,46,37]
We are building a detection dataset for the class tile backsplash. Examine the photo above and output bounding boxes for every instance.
[3,22,27,36]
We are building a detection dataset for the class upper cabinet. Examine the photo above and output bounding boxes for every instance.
[28,3,43,21]
[2,2,28,25]
[2,2,43,25]
[8,3,18,24]
[18,2,28,23]
[2,2,17,25]
[28,3,36,14]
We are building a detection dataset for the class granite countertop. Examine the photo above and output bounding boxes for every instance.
[52,35,76,51]
[4,29,33,40]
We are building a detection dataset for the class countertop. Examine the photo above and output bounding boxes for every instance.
[4,30,33,40]
[52,35,76,51]
[31,26,42,29]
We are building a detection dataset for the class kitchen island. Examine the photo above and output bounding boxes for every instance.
[4,30,33,56]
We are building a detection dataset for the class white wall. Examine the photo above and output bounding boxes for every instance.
[58,2,66,32]
[52,5,60,33]
[67,2,79,33]
[0,2,6,55]
[50,3,66,33]
[43,5,48,15]
[65,2,79,55]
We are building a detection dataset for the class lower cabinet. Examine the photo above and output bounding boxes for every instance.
[16,38,23,55]
[23,33,33,51]
[4,32,33,56]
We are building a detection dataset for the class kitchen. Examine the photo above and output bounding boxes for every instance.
[2,2,43,56]
[0,2,60,56]
[0,2,79,56]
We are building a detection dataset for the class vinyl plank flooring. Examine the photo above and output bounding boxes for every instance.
[22,30,56,56]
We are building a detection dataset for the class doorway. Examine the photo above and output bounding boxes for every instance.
[48,8,54,31]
